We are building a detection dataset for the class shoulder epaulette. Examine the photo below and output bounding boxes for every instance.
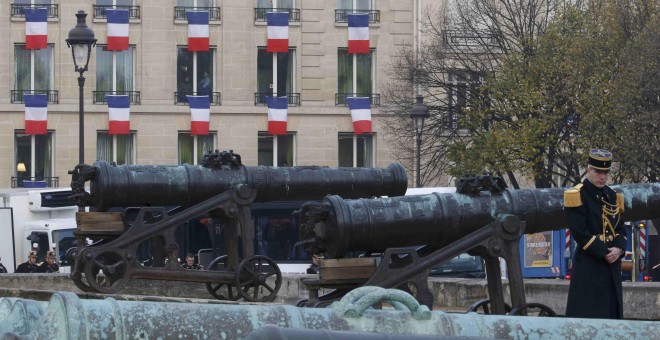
[616,192,625,213]
[564,183,583,208]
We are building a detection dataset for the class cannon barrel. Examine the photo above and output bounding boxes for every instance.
[78,158,407,211]
[299,183,660,258]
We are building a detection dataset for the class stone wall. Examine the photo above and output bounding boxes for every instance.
[0,274,658,320]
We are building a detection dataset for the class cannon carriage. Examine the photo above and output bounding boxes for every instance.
[67,150,408,302]
[295,177,660,315]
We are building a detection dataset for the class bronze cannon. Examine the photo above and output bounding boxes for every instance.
[67,150,408,302]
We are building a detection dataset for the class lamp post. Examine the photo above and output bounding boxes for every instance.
[66,11,96,165]
[409,95,429,188]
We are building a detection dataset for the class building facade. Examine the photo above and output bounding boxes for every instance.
[1,0,423,188]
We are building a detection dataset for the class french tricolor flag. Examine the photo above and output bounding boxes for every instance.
[107,95,130,135]
[24,94,48,135]
[347,13,369,54]
[187,11,209,52]
[187,95,210,135]
[266,12,289,53]
[266,96,288,135]
[25,8,48,50]
[347,97,372,135]
[106,9,129,51]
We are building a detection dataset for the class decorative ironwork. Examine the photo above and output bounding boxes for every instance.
[335,93,380,106]
[174,91,221,105]
[254,8,300,22]
[11,176,59,189]
[10,4,59,18]
[93,5,141,19]
[456,174,508,195]
[93,91,141,104]
[10,90,59,104]
[254,92,300,106]
[174,6,221,21]
[334,9,380,23]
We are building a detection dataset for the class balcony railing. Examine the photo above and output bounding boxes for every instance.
[11,4,59,18]
[11,176,59,189]
[174,91,222,105]
[93,5,141,20]
[93,91,141,105]
[335,9,380,23]
[335,93,380,106]
[174,6,221,21]
[254,8,301,22]
[442,30,498,48]
[254,93,301,106]
[11,90,59,104]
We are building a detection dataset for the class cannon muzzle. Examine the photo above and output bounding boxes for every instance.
[299,183,660,258]
[72,151,407,211]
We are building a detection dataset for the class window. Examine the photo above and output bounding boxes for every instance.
[13,44,55,103]
[95,46,137,104]
[96,0,134,5]
[176,47,217,104]
[255,0,299,22]
[15,130,54,187]
[256,47,298,105]
[94,0,140,20]
[336,48,378,105]
[447,70,483,129]
[12,0,58,19]
[337,0,372,10]
[338,132,374,167]
[175,0,220,21]
[258,132,295,166]
[178,132,216,165]
[336,0,379,23]
[97,131,136,165]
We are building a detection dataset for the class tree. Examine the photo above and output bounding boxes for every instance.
[383,0,659,188]
[382,0,574,188]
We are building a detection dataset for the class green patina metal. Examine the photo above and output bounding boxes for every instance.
[1,288,658,339]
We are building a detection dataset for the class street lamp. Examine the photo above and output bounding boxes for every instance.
[66,10,96,165]
[409,95,429,188]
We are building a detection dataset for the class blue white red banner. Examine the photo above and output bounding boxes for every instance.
[107,95,130,135]
[24,94,48,135]
[187,11,209,51]
[347,97,372,135]
[267,12,289,53]
[106,9,129,51]
[266,96,288,135]
[24,8,48,50]
[187,95,210,135]
[347,13,369,54]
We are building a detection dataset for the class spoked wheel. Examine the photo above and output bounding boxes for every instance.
[68,248,96,293]
[83,249,131,294]
[205,255,241,301]
[467,299,512,314]
[235,255,282,302]
[509,303,556,317]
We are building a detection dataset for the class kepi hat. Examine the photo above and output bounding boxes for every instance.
[28,250,37,257]
[588,149,612,171]
[47,250,56,259]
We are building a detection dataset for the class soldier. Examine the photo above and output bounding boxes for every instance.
[15,250,40,273]
[564,149,626,319]
[38,250,60,273]
[181,253,203,270]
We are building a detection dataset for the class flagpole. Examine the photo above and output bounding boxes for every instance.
[272,51,278,167]
[30,49,36,178]
[193,50,198,164]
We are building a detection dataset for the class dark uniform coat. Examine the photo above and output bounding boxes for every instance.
[15,261,40,273]
[37,262,60,273]
[0,263,7,273]
[181,263,203,270]
[565,179,626,319]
